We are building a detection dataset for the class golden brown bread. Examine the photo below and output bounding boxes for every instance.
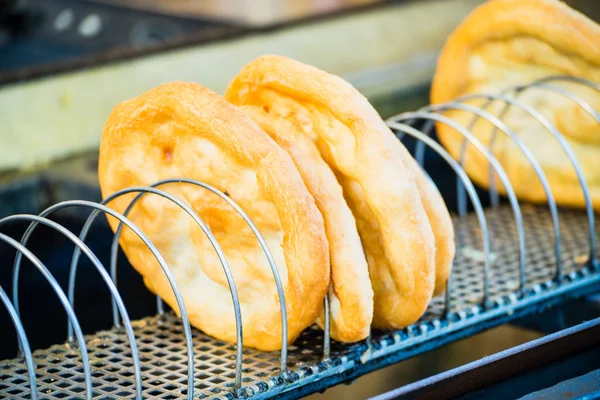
[226,55,455,329]
[98,81,330,351]
[431,0,600,210]
[237,105,374,342]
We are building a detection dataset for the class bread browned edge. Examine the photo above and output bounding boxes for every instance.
[98,81,330,350]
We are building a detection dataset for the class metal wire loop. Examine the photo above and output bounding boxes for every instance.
[389,111,526,305]
[0,237,37,400]
[513,80,599,263]
[454,73,600,211]
[456,92,597,265]
[399,120,459,198]
[414,116,498,216]
[462,105,501,208]
[422,101,563,285]
[108,178,290,374]
[1,216,93,399]
[516,82,600,122]
[322,295,331,360]
[387,122,491,314]
[387,129,444,210]
[532,75,600,92]
[91,185,245,392]
[33,198,196,398]
[10,211,144,397]
[413,118,474,216]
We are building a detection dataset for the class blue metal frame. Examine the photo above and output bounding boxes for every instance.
[370,317,600,400]
[247,265,600,399]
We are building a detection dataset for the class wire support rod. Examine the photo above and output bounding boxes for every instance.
[387,122,490,314]
[0,236,38,400]
[3,216,93,399]
[389,111,525,306]
[455,91,598,268]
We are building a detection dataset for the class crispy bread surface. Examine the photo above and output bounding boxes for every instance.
[98,81,330,351]
[227,55,455,328]
[238,104,374,342]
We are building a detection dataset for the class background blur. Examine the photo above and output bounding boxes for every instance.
[1,1,600,399]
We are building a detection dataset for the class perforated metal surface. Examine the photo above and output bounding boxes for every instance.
[1,205,599,399]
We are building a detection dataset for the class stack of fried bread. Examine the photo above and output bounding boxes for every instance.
[98,55,455,351]
[431,0,600,210]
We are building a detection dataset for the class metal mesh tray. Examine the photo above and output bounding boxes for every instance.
[2,205,600,399]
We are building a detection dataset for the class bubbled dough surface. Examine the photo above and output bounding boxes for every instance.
[98,82,330,351]
[254,90,431,328]
[432,0,600,210]
[226,55,453,328]
[237,105,374,342]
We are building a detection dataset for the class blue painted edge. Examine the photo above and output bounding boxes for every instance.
[237,267,600,400]
[369,317,600,400]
